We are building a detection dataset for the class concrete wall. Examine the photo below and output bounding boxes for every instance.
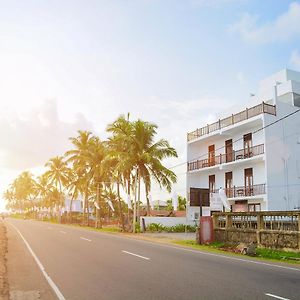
[214,229,300,251]
[140,216,195,227]
[264,100,300,211]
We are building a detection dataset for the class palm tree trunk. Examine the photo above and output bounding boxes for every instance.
[117,182,125,231]
[145,185,151,215]
[137,172,141,222]
[133,170,138,233]
[95,183,102,229]
[69,194,74,223]
[85,184,89,226]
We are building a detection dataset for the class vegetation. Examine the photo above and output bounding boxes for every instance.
[146,223,196,233]
[174,240,300,263]
[166,195,186,211]
[3,115,178,232]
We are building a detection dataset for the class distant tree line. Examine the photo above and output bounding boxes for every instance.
[3,115,178,231]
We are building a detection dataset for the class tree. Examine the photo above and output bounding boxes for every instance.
[107,115,178,232]
[65,131,98,225]
[4,171,36,211]
[45,156,70,208]
[130,119,178,215]
[106,114,133,230]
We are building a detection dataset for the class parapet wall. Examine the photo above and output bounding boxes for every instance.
[213,211,300,251]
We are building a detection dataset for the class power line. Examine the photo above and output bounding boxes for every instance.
[169,107,300,169]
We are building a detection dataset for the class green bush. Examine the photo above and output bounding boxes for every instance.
[147,223,166,232]
[146,223,196,233]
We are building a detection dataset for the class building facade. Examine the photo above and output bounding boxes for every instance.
[186,69,300,220]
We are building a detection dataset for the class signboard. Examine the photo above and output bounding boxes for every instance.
[210,193,223,211]
[189,188,210,207]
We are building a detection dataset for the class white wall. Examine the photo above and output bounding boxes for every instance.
[140,216,195,227]
[264,101,300,211]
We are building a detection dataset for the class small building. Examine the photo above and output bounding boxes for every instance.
[186,69,300,220]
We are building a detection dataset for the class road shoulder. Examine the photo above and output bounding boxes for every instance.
[5,221,57,300]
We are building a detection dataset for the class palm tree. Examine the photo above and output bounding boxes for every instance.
[11,171,37,211]
[87,137,110,228]
[65,130,96,225]
[107,115,178,232]
[107,115,135,230]
[45,156,70,209]
[131,119,178,215]
[66,169,83,221]
[107,115,134,230]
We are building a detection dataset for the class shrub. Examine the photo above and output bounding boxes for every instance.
[147,223,166,232]
[146,223,196,233]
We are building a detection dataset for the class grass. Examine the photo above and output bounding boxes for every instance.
[173,240,300,264]
[256,248,300,261]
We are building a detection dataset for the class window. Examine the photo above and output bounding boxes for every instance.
[225,172,233,198]
[248,203,261,212]
[225,139,233,162]
[189,188,210,207]
[208,144,215,166]
[209,175,215,193]
[244,168,253,196]
[243,133,253,158]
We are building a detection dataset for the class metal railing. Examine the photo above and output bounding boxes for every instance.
[187,144,264,171]
[223,183,266,198]
[187,102,276,141]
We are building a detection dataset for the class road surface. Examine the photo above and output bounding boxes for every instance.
[6,218,300,300]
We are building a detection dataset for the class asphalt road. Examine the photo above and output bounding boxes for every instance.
[6,218,300,300]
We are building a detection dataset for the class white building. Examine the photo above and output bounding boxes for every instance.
[186,69,300,220]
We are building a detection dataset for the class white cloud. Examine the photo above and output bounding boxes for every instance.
[236,71,245,84]
[190,0,244,7]
[0,100,93,170]
[230,2,300,44]
[290,49,300,69]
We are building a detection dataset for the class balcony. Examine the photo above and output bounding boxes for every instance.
[187,102,276,142]
[187,144,264,172]
[223,184,266,199]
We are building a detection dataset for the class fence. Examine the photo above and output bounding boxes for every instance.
[187,102,276,141]
[213,211,300,251]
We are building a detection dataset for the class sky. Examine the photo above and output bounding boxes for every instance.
[1,0,300,211]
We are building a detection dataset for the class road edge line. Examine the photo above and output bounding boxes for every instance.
[7,221,66,300]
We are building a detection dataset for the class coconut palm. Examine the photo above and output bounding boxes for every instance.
[65,130,97,225]
[130,119,178,215]
[107,116,178,232]
[107,115,134,230]
[45,156,70,208]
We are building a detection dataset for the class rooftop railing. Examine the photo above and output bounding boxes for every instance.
[187,144,264,171]
[187,102,276,142]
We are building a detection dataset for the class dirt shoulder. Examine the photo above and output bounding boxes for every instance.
[5,221,57,300]
[0,220,9,300]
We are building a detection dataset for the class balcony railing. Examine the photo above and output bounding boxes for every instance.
[223,184,266,198]
[187,102,276,142]
[187,144,264,171]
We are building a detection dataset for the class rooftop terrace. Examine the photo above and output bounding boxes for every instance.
[187,102,276,142]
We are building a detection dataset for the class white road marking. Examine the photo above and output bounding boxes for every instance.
[122,250,150,260]
[265,293,291,300]
[20,219,300,273]
[7,221,66,300]
[60,231,66,234]
[80,237,92,242]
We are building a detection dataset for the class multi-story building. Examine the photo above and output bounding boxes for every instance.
[186,69,300,220]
